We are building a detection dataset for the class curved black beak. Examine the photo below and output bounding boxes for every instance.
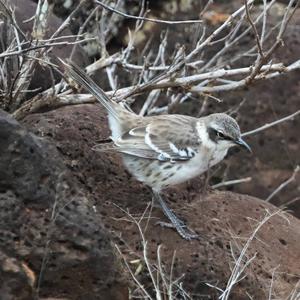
[235,138,252,153]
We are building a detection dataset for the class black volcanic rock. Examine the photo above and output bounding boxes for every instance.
[0,110,128,300]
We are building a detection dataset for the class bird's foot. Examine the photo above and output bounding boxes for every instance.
[156,221,182,228]
[156,221,199,241]
[153,191,199,240]
[169,212,186,227]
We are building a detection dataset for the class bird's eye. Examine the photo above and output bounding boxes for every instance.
[217,131,225,139]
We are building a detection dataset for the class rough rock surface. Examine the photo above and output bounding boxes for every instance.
[0,110,128,300]
[1,1,299,299]
[23,104,300,299]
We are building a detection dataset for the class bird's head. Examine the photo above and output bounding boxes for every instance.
[205,113,251,153]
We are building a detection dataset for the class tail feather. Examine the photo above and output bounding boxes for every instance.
[61,59,120,121]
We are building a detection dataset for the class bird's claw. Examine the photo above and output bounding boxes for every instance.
[155,221,199,241]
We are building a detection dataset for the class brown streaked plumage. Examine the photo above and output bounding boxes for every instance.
[62,61,251,240]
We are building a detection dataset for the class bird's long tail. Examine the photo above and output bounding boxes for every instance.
[61,60,120,121]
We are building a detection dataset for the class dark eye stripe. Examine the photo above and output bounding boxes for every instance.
[217,131,232,141]
[207,127,234,143]
[223,135,232,141]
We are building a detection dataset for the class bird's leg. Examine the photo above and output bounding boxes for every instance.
[152,191,198,240]
[156,198,186,227]
[202,161,212,194]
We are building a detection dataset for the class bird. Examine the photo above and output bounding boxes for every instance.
[62,60,251,240]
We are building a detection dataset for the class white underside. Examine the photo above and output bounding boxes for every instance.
[162,147,228,186]
[123,140,230,191]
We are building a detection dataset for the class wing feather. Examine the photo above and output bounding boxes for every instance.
[114,116,201,161]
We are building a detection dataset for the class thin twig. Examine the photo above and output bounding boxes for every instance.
[242,110,300,137]
[200,0,276,72]
[268,266,280,300]
[266,166,299,202]
[115,244,152,299]
[186,0,254,62]
[244,0,264,58]
[49,0,87,40]
[216,210,286,300]
[94,0,202,24]
[212,177,252,189]
[0,38,95,58]
[280,197,300,209]
[245,0,298,85]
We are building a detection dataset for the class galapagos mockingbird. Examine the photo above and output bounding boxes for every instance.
[62,61,251,240]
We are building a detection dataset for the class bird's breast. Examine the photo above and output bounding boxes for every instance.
[121,145,228,190]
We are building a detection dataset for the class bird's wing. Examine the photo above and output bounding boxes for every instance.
[110,117,201,162]
[92,141,159,159]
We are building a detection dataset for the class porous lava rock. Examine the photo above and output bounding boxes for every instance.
[23,104,300,299]
[0,109,128,300]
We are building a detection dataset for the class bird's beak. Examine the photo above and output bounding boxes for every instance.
[235,138,252,153]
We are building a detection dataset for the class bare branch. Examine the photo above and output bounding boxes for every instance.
[94,0,203,25]
[212,177,252,189]
[13,61,300,120]
[244,0,264,58]
[186,0,255,62]
[242,110,300,137]
[245,0,298,85]
[8,0,300,124]
[0,38,95,58]
[11,0,51,110]
[266,166,300,202]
